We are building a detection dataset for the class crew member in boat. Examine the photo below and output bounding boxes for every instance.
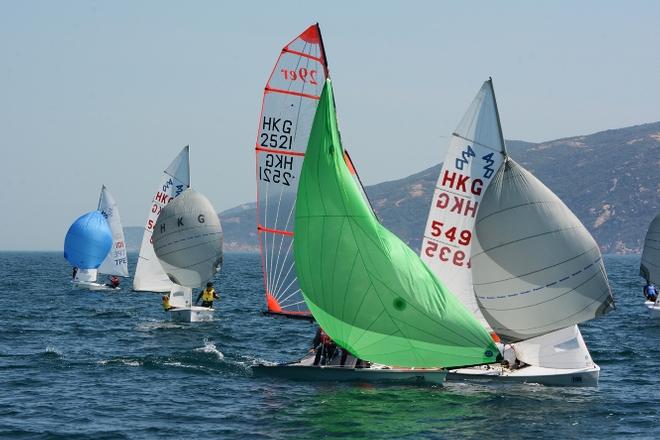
[644,283,658,302]
[162,295,174,311]
[106,275,120,289]
[196,282,219,309]
[312,327,337,365]
[72,267,78,280]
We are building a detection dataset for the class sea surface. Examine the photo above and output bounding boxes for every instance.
[0,253,658,439]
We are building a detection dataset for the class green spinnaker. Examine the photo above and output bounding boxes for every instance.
[294,80,500,368]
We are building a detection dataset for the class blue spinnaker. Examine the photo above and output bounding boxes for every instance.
[64,211,113,269]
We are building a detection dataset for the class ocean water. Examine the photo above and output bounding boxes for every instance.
[0,253,658,439]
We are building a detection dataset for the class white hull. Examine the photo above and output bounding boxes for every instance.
[447,363,600,387]
[72,281,120,291]
[168,306,214,323]
[252,353,446,384]
[646,301,660,319]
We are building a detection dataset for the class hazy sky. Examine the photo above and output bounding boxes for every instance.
[2,1,659,250]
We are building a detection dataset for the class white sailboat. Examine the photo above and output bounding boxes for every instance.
[133,146,191,292]
[73,185,129,291]
[640,213,660,318]
[152,188,223,322]
[420,79,615,386]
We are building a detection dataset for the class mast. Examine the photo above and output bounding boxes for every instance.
[488,77,508,156]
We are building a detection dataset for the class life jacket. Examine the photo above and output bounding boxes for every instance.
[648,285,657,296]
[201,288,215,302]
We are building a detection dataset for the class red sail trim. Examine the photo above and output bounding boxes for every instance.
[258,224,294,237]
[255,146,305,157]
[282,47,324,63]
[343,151,357,175]
[298,24,321,44]
[265,87,320,100]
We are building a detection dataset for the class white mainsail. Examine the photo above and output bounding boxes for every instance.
[472,158,615,342]
[133,146,191,292]
[97,185,129,277]
[420,80,506,328]
[640,213,660,284]
[255,24,328,316]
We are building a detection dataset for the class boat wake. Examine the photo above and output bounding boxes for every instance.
[194,339,224,360]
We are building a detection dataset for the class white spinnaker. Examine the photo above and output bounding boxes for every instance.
[152,188,223,288]
[640,213,660,284]
[133,146,191,292]
[420,80,505,328]
[256,24,328,315]
[97,186,129,277]
[512,325,594,369]
[471,158,615,342]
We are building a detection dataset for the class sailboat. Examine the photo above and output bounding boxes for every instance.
[253,79,500,383]
[70,186,129,290]
[420,79,615,386]
[640,213,660,318]
[254,24,328,319]
[152,188,223,322]
[65,210,113,289]
[133,146,191,292]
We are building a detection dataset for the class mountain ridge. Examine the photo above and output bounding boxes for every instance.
[125,121,660,255]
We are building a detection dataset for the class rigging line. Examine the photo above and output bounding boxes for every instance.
[262,177,272,295]
[269,187,288,296]
[271,231,292,299]
[277,283,302,304]
[269,194,288,296]
[280,289,305,307]
[268,190,282,296]
[271,191,297,296]
[272,246,297,298]
[452,133,505,154]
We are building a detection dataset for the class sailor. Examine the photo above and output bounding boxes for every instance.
[107,275,120,288]
[644,283,658,302]
[196,282,219,308]
[162,295,174,311]
[312,327,337,366]
[72,267,78,280]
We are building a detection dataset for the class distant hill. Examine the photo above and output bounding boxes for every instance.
[126,121,660,254]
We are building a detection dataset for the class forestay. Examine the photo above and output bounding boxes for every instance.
[294,80,499,368]
[152,188,223,288]
[640,213,660,284]
[471,158,615,342]
[420,80,506,328]
[97,185,129,277]
[133,146,190,292]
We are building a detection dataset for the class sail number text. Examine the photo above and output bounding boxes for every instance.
[261,117,293,150]
[259,153,295,186]
[280,68,318,85]
[424,240,470,267]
